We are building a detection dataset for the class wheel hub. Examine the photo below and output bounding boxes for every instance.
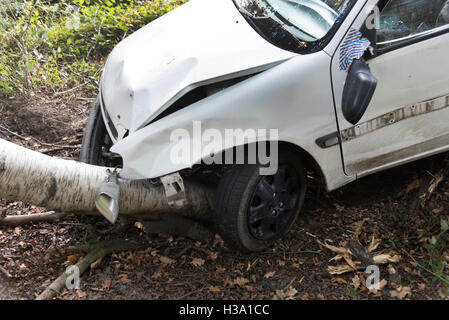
[247,166,300,241]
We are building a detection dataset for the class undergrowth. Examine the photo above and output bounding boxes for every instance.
[0,0,186,95]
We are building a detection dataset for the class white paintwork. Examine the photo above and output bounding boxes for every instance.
[330,0,449,178]
[98,0,449,192]
[110,51,352,190]
[100,0,296,139]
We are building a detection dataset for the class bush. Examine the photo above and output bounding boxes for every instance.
[0,0,186,95]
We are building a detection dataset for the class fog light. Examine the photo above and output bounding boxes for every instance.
[95,171,120,224]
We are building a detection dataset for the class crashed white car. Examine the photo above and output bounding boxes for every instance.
[81,0,449,252]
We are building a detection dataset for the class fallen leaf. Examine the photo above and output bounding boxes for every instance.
[223,277,233,287]
[209,252,218,261]
[215,265,226,273]
[352,219,368,239]
[274,287,297,300]
[90,258,102,271]
[368,279,387,294]
[373,254,401,264]
[191,257,205,267]
[234,277,250,287]
[209,286,221,293]
[264,271,275,279]
[102,280,111,291]
[352,275,361,290]
[390,286,411,299]
[432,207,444,214]
[438,287,448,299]
[66,254,83,265]
[76,289,87,298]
[134,221,144,230]
[331,277,347,284]
[159,256,176,265]
[117,273,132,284]
[405,178,421,194]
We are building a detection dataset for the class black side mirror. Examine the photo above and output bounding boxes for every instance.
[342,59,378,125]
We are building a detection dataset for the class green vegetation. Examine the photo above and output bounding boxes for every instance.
[425,218,449,291]
[0,0,186,95]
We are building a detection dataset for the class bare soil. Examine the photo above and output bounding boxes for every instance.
[1,91,449,300]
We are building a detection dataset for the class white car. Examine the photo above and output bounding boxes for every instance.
[81,0,449,252]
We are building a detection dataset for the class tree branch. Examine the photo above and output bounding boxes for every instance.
[36,238,148,300]
[0,211,69,226]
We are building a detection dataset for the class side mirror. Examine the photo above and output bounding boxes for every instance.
[342,59,377,125]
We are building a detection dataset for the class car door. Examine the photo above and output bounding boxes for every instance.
[331,0,449,178]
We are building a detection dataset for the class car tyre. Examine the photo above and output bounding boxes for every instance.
[80,97,110,166]
[214,150,306,253]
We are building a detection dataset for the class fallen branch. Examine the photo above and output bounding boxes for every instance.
[410,169,445,211]
[318,239,401,275]
[36,238,148,300]
[0,211,68,226]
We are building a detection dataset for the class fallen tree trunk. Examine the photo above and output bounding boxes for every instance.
[0,138,214,221]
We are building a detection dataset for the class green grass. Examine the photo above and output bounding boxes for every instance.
[0,0,186,95]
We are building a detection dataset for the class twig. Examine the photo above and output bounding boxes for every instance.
[0,124,79,150]
[36,238,148,300]
[0,124,29,141]
[40,145,81,154]
[0,211,68,226]
[174,245,193,259]
[52,82,89,97]
[401,249,449,286]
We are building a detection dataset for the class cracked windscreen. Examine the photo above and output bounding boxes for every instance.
[234,0,355,45]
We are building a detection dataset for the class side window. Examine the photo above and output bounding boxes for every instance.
[377,0,449,43]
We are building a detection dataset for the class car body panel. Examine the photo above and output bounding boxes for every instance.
[101,0,449,194]
[330,1,449,178]
[100,0,296,139]
[110,51,355,191]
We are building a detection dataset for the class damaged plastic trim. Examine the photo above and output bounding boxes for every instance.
[341,94,449,142]
[160,172,188,208]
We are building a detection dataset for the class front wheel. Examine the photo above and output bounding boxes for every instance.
[80,98,120,168]
[214,151,307,253]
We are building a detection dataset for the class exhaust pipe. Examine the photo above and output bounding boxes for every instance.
[95,170,120,224]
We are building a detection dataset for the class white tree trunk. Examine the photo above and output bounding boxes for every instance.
[0,138,214,220]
